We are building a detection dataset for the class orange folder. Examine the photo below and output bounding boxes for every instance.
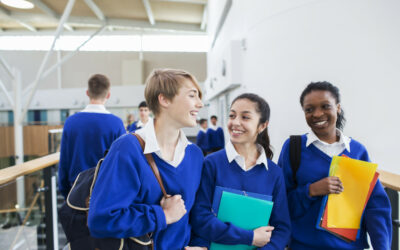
[319,172,379,241]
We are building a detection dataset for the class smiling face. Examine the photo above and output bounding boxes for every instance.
[165,79,203,128]
[228,98,267,145]
[139,107,149,122]
[302,90,340,139]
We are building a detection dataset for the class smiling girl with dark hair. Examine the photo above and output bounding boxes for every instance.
[278,81,392,250]
[190,93,291,249]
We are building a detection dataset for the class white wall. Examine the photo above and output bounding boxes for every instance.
[206,0,400,174]
[0,51,206,90]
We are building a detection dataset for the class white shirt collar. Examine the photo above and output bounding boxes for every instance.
[137,117,152,129]
[81,104,110,114]
[199,127,207,133]
[225,140,269,171]
[135,119,191,167]
[209,124,219,130]
[306,129,351,152]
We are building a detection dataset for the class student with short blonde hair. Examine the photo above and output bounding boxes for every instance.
[145,68,202,116]
[88,69,205,249]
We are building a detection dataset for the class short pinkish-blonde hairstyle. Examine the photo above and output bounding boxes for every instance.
[144,68,202,116]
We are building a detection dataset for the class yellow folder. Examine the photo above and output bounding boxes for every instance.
[327,156,377,229]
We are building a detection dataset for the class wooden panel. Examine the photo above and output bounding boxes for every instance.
[0,126,14,158]
[0,125,62,158]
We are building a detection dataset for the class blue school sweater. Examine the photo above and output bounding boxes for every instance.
[127,121,138,132]
[278,134,392,250]
[88,133,204,250]
[58,112,125,198]
[196,130,208,153]
[190,149,291,249]
[126,122,136,132]
[206,127,225,150]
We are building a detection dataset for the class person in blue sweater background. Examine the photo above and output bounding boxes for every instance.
[58,74,125,199]
[128,100,152,132]
[190,93,291,249]
[88,68,206,250]
[278,82,392,250]
[196,118,209,155]
[206,115,225,152]
[126,113,135,131]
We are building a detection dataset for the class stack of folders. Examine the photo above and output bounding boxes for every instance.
[316,155,379,242]
[210,186,274,250]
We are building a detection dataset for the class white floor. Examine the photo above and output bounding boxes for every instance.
[0,226,38,250]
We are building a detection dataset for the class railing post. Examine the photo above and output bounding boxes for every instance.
[385,188,399,250]
[44,165,59,250]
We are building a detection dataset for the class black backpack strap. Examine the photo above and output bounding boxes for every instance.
[289,135,302,187]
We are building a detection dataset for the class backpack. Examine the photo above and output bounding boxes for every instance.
[289,135,302,187]
[59,133,167,250]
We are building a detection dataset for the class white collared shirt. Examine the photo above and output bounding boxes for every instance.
[136,117,152,129]
[135,119,191,167]
[209,124,219,131]
[81,104,110,114]
[225,140,269,171]
[306,129,351,157]
[199,127,207,133]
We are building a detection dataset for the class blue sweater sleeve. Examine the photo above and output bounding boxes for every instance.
[278,139,317,220]
[358,148,392,249]
[260,168,291,249]
[190,158,254,246]
[88,137,167,238]
[364,180,392,250]
[58,128,71,199]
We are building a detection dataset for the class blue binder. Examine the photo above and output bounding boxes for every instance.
[212,186,272,215]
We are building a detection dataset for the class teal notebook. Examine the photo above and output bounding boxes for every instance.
[210,191,274,250]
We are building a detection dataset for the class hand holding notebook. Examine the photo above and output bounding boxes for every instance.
[210,186,274,250]
[253,226,274,247]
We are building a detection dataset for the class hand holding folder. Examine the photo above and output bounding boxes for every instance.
[210,186,274,250]
[316,155,379,242]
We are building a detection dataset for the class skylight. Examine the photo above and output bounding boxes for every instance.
[0,35,209,52]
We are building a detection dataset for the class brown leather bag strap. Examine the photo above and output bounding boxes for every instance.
[132,133,168,198]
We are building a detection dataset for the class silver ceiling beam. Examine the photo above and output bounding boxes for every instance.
[20,0,76,122]
[142,0,156,25]
[0,6,37,32]
[0,78,14,107]
[200,4,207,30]
[6,13,204,33]
[0,55,14,80]
[0,55,14,106]
[84,0,106,22]
[22,24,107,96]
[76,16,200,32]
[151,0,207,4]
[30,0,74,31]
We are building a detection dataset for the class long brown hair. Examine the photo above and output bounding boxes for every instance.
[231,93,273,159]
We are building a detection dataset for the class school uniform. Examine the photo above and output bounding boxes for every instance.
[206,125,225,152]
[58,104,125,199]
[196,128,208,155]
[278,130,392,250]
[126,122,136,132]
[190,140,291,249]
[128,118,152,133]
[88,120,204,250]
